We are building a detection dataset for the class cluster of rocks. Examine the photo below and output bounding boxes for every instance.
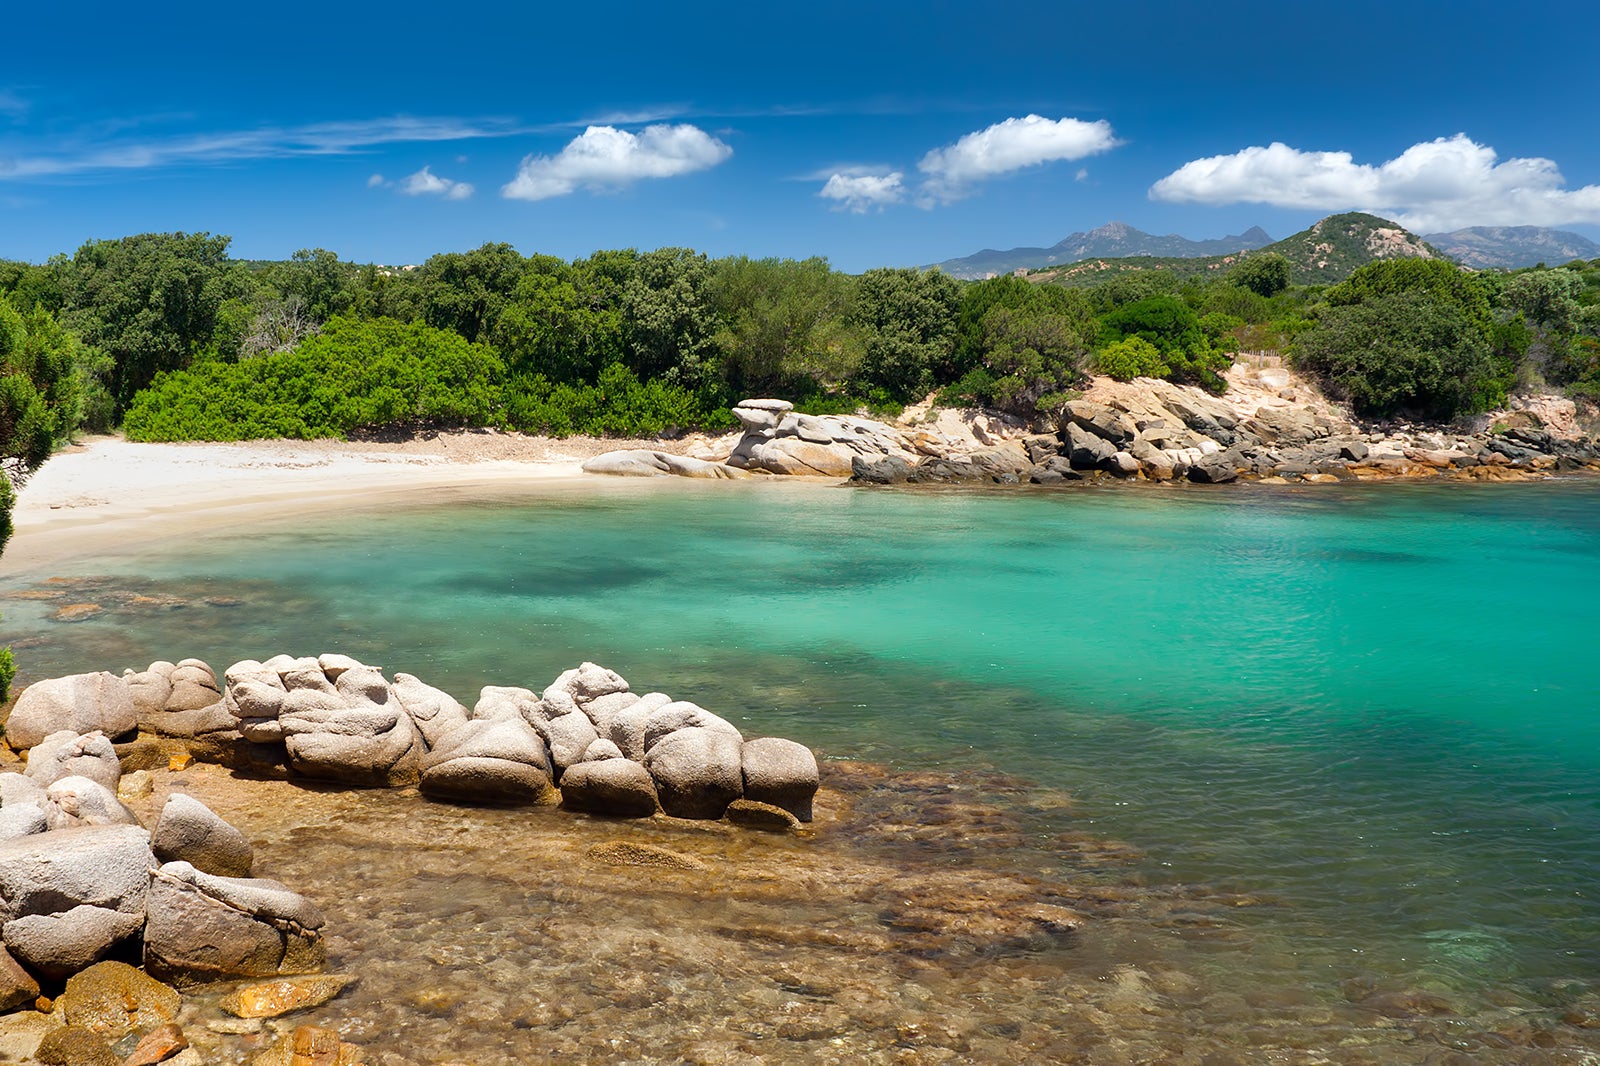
[1,743,325,1008]
[855,390,1600,487]
[10,657,820,826]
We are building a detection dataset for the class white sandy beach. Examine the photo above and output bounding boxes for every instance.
[4,432,736,572]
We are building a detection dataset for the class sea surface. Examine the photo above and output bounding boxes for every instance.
[5,476,1600,1061]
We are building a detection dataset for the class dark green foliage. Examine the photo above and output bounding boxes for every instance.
[1325,258,1494,333]
[493,258,623,384]
[848,268,960,401]
[416,242,528,344]
[501,363,734,437]
[123,317,505,441]
[64,232,247,413]
[1291,291,1501,418]
[622,248,720,387]
[1095,295,1232,391]
[711,256,858,396]
[1229,252,1291,297]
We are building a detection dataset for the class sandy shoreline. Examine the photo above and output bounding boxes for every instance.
[4,432,740,572]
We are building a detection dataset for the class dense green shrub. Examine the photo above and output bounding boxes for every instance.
[1291,291,1501,418]
[123,317,505,441]
[501,363,734,437]
[1093,336,1167,380]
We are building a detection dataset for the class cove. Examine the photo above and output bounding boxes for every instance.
[5,476,1600,1058]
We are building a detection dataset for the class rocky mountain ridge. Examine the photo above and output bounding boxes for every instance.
[931,221,1274,280]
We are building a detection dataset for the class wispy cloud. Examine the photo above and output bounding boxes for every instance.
[818,169,905,213]
[400,165,474,200]
[0,90,28,120]
[1149,134,1600,232]
[0,115,525,180]
[502,123,731,201]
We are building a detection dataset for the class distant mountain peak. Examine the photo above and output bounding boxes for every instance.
[1423,225,1600,269]
[932,222,1274,280]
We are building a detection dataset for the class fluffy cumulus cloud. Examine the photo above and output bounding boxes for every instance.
[502,123,731,201]
[1150,134,1600,232]
[818,170,905,213]
[917,115,1120,203]
[399,166,473,200]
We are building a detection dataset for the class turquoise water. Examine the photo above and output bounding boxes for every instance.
[6,476,1600,1018]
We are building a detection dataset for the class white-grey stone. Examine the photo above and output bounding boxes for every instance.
[24,731,121,791]
[4,673,137,750]
[152,793,253,878]
[644,726,745,820]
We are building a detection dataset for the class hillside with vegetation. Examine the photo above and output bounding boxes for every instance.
[1029,213,1440,289]
[932,221,1273,280]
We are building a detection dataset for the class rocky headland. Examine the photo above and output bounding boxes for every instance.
[583,363,1600,488]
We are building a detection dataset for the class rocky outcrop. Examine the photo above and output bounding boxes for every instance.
[726,399,920,477]
[581,450,750,479]
[224,655,424,787]
[143,862,326,983]
[152,793,254,878]
[0,740,326,995]
[3,672,136,751]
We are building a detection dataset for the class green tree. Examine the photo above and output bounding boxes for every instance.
[1291,290,1501,418]
[848,268,960,401]
[710,256,857,396]
[1229,252,1291,297]
[63,232,244,413]
[416,242,528,343]
[493,257,624,383]
[622,248,720,387]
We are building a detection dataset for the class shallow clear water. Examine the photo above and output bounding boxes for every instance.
[7,477,1600,1059]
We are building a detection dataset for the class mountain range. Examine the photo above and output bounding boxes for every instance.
[934,221,1599,279]
[931,222,1274,280]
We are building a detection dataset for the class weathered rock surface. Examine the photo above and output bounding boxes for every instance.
[144,862,326,983]
[0,945,40,1011]
[220,974,355,1019]
[418,717,554,805]
[741,737,820,822]
[727,400,920,477]
[23,730,121,791]
[558,758,659,816]
[152,793,254,877]
[644,726,745,819]
[582,450,750,479]
[58,960,181,1038]
[4,673,136,751]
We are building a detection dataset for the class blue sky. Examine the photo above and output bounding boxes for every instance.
[3,1,1598,271]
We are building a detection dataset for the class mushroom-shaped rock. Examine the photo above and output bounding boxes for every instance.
[643,726,744,819]
[559,758,659,817]
[4,673,136,751]
[24,731,121,791]
[152,793,253,877]
[741,737,820,822]
[143,861,326,983]
[392,673,470,749]
[418,718,554,805]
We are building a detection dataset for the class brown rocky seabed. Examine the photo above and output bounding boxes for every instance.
[6,743,1600,1064]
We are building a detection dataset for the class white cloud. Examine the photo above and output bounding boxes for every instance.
[501,123,732,201]
[1150,134,1600,232]
[367,173,388,188]
[818,170,905,213]
[0,115,524,180]
[917,114,1120,203]
[400,166,473,200]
